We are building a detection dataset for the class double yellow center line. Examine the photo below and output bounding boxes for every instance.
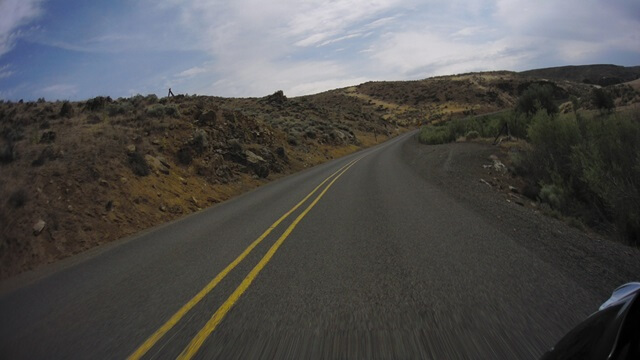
[128,156,363,360]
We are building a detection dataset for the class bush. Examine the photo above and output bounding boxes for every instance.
[539,183,567,210]
[570,111,640,242]
[59,101,74,118]
[129,94,145,107]
[145,94,158,104]
[516,84,558,116]
[590,88,614,112]
[418,125,455,145]
[0,141,16,163]
[518,109,640,243]
[127,152,150,176]
[164,105,180,117]
[7,189,27,208]
[146,104,165,118]
[146,104,181,118]
[191,129,208,154]
[85,96,112,111]
[526,111,581,181]
[107,102,134,116]
[176,147,193,165]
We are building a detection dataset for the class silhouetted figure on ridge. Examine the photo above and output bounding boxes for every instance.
[168,88,175,97]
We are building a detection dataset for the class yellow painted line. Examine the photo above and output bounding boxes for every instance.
[127,158,359,360]
[177,157,363,360]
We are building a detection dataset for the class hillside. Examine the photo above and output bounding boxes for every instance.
[520,64,640,86]
[1,68,638,279]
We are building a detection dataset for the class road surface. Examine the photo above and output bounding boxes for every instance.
[1,131,638,359]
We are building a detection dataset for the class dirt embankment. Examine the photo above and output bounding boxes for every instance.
[0,93,410,279]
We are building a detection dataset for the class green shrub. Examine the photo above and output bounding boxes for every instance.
[145,104,180,118]
[7,189,27,208]
[539,183,566,210]
[145,94,158,104]
[107,102,134,116]
[177,147,193,165]
[526,111,580,181]
[590,88,614,112]
[129,94,145,106]
[518,109,640,243]
[59,101,74,118]
[570,111,640,242]
[516,84,558,116]
[85,96,112,111]
[418,125,455,144]
[505,112,532,139]
[0,141,16,163]
[127,152,150,176]
[164,105,180,117]
[146,104,165,118]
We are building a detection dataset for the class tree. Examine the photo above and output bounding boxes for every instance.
[516,84,559,116]
[590,88,614,112]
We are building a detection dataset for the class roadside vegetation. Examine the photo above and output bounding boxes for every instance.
[419,84,640,244]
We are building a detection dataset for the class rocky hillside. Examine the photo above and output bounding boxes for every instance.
[0,68,635,279]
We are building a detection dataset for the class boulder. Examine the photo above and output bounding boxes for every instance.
[245,150,269,178]
[245,150,265,164]
[265,90,287,106]
[492,159,507,173]
[144,155,170,174]
[156,156,171,169]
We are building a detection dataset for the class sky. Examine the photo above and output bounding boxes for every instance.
[0,0,639,101]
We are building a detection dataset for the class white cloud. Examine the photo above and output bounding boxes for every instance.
[0,64,15,79]
[451,26,487,38]
[319,33,363,47]
[40,83,78,98]
[0,0,44,56]
[195,59,367,97]
[295,32,331,47]
[177,66,209,78]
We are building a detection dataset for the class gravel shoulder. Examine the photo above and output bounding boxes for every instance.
[400,137,640,300]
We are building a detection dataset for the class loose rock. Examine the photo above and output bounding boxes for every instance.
[33,220,46,235]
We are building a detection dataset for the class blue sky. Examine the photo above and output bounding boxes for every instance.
[1,0,639,101]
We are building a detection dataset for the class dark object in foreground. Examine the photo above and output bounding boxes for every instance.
[541,282,640,360]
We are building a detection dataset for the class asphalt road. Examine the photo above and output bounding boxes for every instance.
[1,131,637,359]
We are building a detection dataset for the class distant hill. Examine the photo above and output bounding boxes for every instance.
[520,64,640,86]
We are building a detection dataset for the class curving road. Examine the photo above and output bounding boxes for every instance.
[1,131,638,359]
